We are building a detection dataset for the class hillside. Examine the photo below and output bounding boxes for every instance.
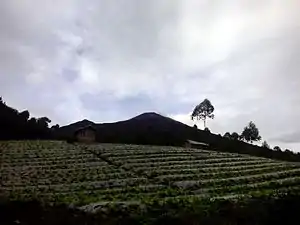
[2,141,300,208]
[2,140,300,224]
[55,112,300,162]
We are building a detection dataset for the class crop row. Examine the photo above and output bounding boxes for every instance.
[95,147,244,159]
[128,159,272,172]
[0,147,77,154]
[133,159,278,173]
[6,186,186,204]
[2,170,134,186]
[154,165,299,182]
[123,158,259,168]
[2,177,149,194]
[1,164,120,175]
[1,154,96,163]
[0,162,109,173]
[162,186,300,203]
[1,157,103,168]
[6,179,300,206]
[1,150,94,158]
[108,153,193,161]
[148,162,290,176]
[194,176,300,195]
[98,148,215,156]
[174,169,300,189]
[97,149,188,157]
[117,156,262,166]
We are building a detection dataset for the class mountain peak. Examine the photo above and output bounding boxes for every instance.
[81,119,94,123]
[132,112,162,120]
[75,119,95,126]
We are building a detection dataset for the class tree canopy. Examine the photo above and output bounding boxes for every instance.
[274,146,282,152]
[191,99,215,129]
[0,96,54,140]
[241,121,261,143]
[231,132,240,141]
[261,140,270,149]
[223,132,231,139]
[223,132,240,141]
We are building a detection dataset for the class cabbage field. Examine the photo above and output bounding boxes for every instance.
[1,140,300,210]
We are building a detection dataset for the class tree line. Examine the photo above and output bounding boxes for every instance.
[191,98,295,154]
[0,97,59,140]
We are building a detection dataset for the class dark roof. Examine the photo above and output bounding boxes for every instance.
[74,125,97,135]
[186,139,209,146]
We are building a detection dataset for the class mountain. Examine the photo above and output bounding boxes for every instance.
[55,112,300,162]
[55,119,95,137]
[56,112,211,145]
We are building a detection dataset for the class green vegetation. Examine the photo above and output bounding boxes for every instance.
[191,98,215,128]
[1,140,300,209]
[241,121,262,143]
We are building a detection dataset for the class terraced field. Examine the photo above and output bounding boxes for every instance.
[1,141,300,208]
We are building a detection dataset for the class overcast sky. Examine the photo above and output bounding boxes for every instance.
[1,0,300,151]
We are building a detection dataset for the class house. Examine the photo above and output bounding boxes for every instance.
[74,126,97,143]
[185,139,209,149]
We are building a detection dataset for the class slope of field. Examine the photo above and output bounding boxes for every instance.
[1,141,300,209]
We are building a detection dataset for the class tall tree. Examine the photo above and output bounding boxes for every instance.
[241,121,261,143]
[191,99,215,128]
[261,140,270,149]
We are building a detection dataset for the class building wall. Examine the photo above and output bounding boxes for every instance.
[76,129,96,143]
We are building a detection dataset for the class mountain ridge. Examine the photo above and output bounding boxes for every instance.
[56,112,206,145]
[54,112,300,163]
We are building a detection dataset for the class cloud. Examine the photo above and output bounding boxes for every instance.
[1,0,300,151]
[271,131,300,144]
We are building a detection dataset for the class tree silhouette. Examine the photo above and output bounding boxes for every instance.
[51,124,60,130]
[231,132,240,141]
[0,97,54,140]
[224,132,231,139]
[191,99,214,128]
[37,117,51,128]
[261,140,270,149]
[274,146,282,152]
[204,127,211,133]
[285,149,293,154]
[223,132,240,141]
[19,110,30,121]
[241,121,261,143]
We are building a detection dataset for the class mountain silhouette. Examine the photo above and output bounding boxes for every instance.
[54,112,300,162]
[56,112,210,146]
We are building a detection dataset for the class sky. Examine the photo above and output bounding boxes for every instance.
[1,0,300,151]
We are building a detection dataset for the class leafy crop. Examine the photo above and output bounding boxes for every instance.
[1,141,300,208]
